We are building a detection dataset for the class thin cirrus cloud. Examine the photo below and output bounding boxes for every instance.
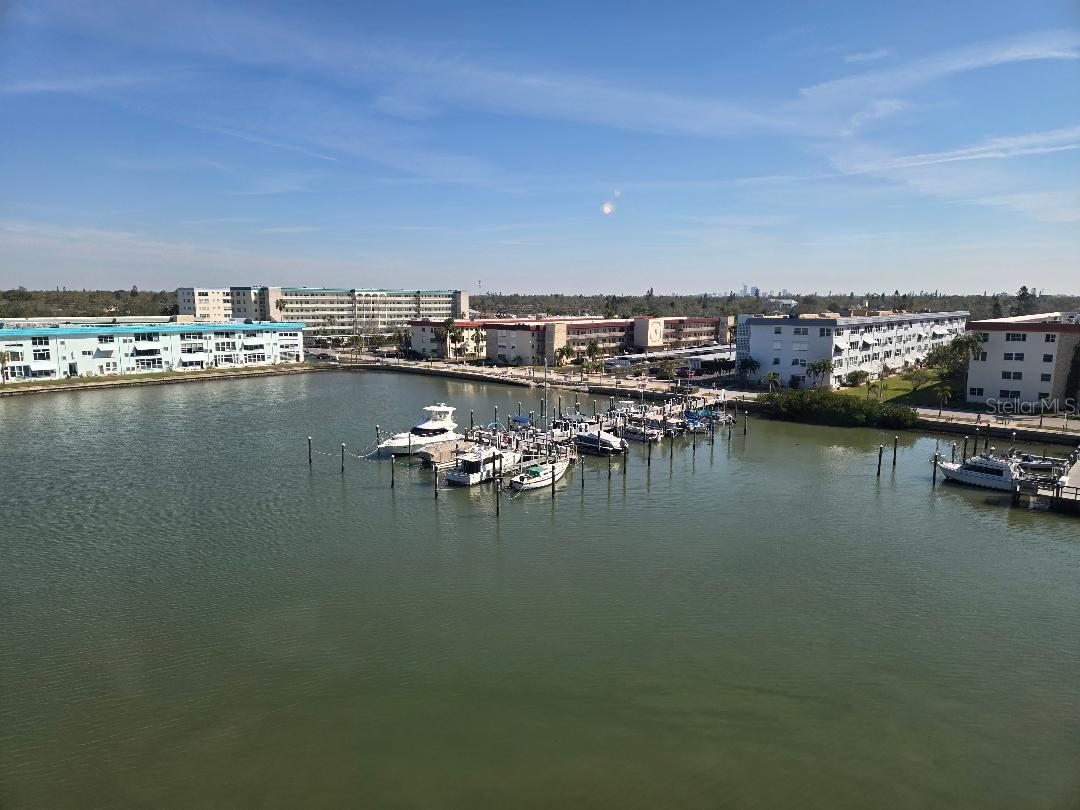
[844,49,891,63]
[832,125,1080,174]
[798,29,1080,108]
[0,72,155,95]
[7,6,1080,142]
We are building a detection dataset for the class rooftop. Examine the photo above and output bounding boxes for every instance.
[967,312,1080,332]
[746,310,969,327]
[0,322,306,339]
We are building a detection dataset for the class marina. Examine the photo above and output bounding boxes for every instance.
[3,371,1079,809]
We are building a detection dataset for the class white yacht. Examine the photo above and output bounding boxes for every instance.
[938,451,1026,492]
[377,404,463,456]
[574,428,629,455]
[445,445,522,486]
[509,460,571,491]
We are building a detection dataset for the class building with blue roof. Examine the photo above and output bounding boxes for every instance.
[0,321,306,383]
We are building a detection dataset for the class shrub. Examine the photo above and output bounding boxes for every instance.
[844,370,870,387]
[756,388,919,429]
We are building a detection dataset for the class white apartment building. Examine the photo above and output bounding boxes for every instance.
[0,322,305,382]
[739,311,969,388]
[965,312,1080,407]
[178,286,468,339]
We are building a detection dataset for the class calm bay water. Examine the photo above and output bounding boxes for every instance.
[2,371,1078,808]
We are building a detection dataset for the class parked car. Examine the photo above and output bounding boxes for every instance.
[675,367,696,378]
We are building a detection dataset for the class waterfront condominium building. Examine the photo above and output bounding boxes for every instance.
[964,312,1080,408]
[0,322,305,383]
[408,316,731,363]
[178,286,468,339]
[739,310,970,388]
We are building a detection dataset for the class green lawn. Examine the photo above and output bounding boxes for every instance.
[835,369,963,408]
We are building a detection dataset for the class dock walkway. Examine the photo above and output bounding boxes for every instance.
[1013,459,1080,513]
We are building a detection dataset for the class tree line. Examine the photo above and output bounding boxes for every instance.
[472,287,1080,321]
[0,287,177,319]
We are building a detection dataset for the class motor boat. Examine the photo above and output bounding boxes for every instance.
[574,428,628,454]
[445,445,522,486]
[509,460,571,491]
[377,403,463,456]
[937,450,1026,492]
[623,421,663,442]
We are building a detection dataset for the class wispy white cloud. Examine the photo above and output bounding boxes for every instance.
[833,125,1080,173]
[844,49,890,63]
[828,126,1080,224]
[0,72,155,95]
[800,30,1080,108]
[841,99,910,136]
[229,172,323,196]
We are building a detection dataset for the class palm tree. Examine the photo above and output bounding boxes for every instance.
[471,329,485,359]
[274,298,287,320]
[737,356,759,384]
[0,350,9,385]
[347,334,362,361]
[816,358,834,389]
[937,384,953,417]
[864,378,875,400]
[765,371,780,392]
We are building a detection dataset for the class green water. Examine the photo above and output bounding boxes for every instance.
[2,371,1078,809]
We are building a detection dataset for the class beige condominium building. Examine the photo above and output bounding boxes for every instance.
[179,286,468,339]
[408,315,730,363]
[965,312,1080,408]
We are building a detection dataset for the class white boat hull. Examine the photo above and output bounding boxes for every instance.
[445,450,522,486]
[510,460,570,491]
[938,462,1016,491]
[378,431,464,456]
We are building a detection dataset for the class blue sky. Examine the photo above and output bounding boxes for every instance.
[1,0,1078,294]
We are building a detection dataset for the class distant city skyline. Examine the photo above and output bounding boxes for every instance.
[1,1,1078,293]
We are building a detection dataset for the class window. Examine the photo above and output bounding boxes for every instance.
[1003,352,1024,361]
[135,358,163,370]
[771,357,780,365]
[999,389,1021,399]
[98,335,115,344]
[214,341,237,352]
[773,326,782,334]
[1001,371,1022,380]
[1041,373,1052,382]
[1045,334,1057,343]
[969,387,984,397]
[32,348,50,361]
[133,333,159,342]
[1039,392,1050,400]
[979,332,989,342]
[793,327,808,336]
[1043,354,1054,363]
[791,358,807,367]
[1005,333,1026,342]
[976,352,987,362]
[179,333,203,340]
[81,350,93,356]
[819,327,831,337]
[31,336,49,346]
